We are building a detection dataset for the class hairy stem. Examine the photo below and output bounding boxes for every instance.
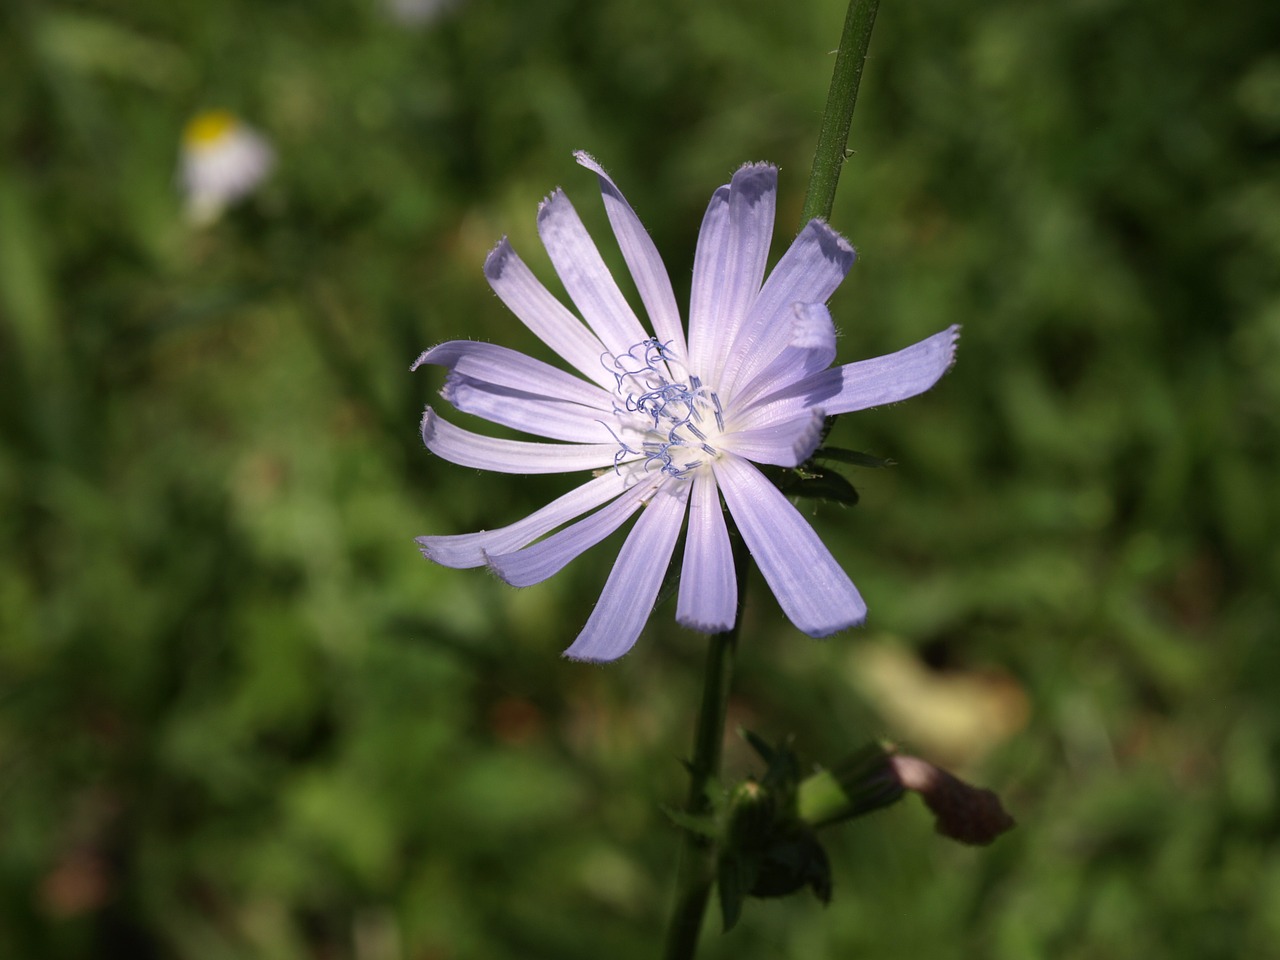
[801,0,882,225]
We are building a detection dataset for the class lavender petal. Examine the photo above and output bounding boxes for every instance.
[728,302,840,409]
[487,473,665,587]
[574,151,687,359]
[421,407,617,473]
[484,239,613,389]
[562,482,691,662]
[537,190,651,361]
[761,325,960,414]
[721,409,826,468]
[676,472,736,633]
[687,184,731,373]
[414,340,611,411]
[719,220,857,398]
[715,455,867,636]
[688,164,778,383]
[441,374,613,443]
[417,471,627,568]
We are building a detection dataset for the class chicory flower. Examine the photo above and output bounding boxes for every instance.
[416,152,957,661]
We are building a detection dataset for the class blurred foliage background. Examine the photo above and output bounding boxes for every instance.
[3,0,1279,957]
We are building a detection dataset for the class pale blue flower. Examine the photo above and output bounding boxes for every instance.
[415,152,958,662]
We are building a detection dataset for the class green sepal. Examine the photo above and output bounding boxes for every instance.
[717,852,756,932]
[739,730,802,809]
[743,729,778,766]
[747,826,832,904]
[714,733,834,927]
[660,804,718,839]
[778,466,860,506]
[758,460,859,505]
[812,446,895,469]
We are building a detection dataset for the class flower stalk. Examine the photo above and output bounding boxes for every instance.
[801,0,882,226]
[662,532,749,960]
[663,3,883,953]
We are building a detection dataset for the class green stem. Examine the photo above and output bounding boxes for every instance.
[661,534,750,960]
[662,7,882,954]
[800,0,882,226]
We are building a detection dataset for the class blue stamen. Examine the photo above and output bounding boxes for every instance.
[604,338,725,479]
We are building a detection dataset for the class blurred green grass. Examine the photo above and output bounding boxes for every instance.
[3,0,1279,957]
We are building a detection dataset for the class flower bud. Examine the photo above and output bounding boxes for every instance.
[798,743,1014,846]
[725,779,777,850]
[797,742,905,828]
[889,754,1015,846]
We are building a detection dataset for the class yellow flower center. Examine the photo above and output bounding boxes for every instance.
[183,110,239,149]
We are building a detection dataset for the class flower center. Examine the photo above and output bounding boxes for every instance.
[606,339,724,478]
[183,110,239,149]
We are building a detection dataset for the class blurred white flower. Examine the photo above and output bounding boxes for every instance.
[384,0,461,27]
[179,110,274,225]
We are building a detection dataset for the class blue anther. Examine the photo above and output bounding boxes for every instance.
[604,339,722,479]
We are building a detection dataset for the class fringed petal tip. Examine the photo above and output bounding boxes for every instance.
[410,340,467,373]
[560,629,646,663]
[483,236,514,280]
[419,406,437,446]
[480,549,516,586]
[944,323,962,368]
[791,408,829,465]
[561,630,637,663]
[802,609,868,639]
[437,370,461,405]
[415,534,478,571]
[799,218,857,267]
[560,649,617,665]
[675,614,736,635]
[730,162,779,204]
[483,545,550,588]
[734,161,779,183]
[573,149,602,173]
[536,188,569,220]
[907,322,962,393]
[790,302,838,359]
